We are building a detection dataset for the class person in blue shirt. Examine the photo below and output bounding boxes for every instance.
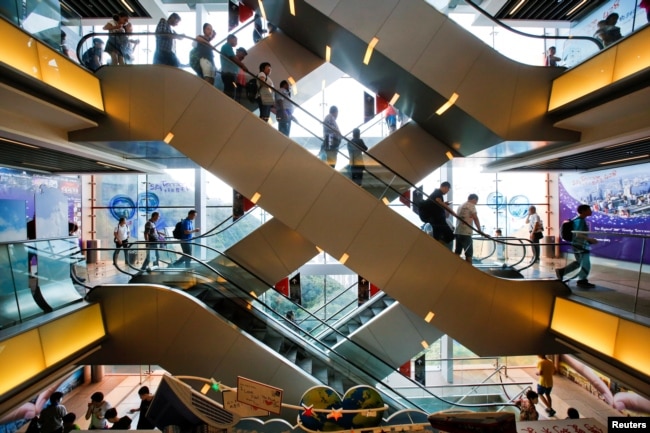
[174,210,199,268]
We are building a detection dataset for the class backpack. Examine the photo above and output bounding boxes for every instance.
[246,78,259,102]
[560,218,575,242]
[418,199,435,223]
[172,220,183,239]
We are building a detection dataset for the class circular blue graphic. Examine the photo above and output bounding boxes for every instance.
[138,192,160,213]
[109,195,136,220]
[486,192,506,210]
[508,195,530,218]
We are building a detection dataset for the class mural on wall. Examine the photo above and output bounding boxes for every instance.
[0,200,27,242]
[0,168,81,241]
[559,355,650,416]
[558,164,650,263]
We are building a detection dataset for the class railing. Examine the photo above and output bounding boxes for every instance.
[79,240,524,414]
[426,0,650,68]
[557,231,650,316]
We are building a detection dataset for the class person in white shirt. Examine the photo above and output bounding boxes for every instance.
[113,217,130,264]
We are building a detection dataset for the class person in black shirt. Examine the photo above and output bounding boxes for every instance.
[129,386,155,429]
[105,408,131,430]
[427,181,455,248]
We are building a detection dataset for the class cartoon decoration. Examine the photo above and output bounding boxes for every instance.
[297,385,386,432]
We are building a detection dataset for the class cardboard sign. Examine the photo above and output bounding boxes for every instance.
[222,390,269,417]
[237,376,283,415]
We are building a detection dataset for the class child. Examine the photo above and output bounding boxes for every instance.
[62,413,80,433]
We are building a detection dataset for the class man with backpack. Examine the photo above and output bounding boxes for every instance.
[140,212,160,271]
[555,204,598,288]
[425,181,455,249]
[173,210,200,268]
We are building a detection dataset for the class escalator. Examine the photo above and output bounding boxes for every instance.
[70,65,569,357]
[242,0,579,155]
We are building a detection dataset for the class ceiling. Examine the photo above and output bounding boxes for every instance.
[493,0,607,21]
[61,0,150,19]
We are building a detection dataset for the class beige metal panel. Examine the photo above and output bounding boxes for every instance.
[245,31,326,88]
[411,19,486,99]
[226,219,318,285]
[367,122,450,185]
[454,50,519,139]
[306,0,343,16]
[86,284,320,419]
[206,116,291,200]
[328,0,400,43]
[124,67,167,139]
[375,0,446,71]
[166,87,250,168]
[257,144,335,229]
[295,174,380,258]
[344,203,423,289]
[383,234,464,313]
[340,302,444,370]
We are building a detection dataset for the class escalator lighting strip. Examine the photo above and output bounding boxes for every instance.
[424,312,434,322]
[164,132,174,143]
[435,93,458,115]
[382,197,390,205]
[445,151,454,160]
[339,253,349,264]
[250,192,261,203]
[566,0,587,17]
[258,0,267,21]
[289,0,295,16]
[363,37,379,65]
[508,0,526,16]
[325,46,331,63]
[389,93,400,105]
[201,383,211,395]
[599,154,649,165]
[420,340,429,349]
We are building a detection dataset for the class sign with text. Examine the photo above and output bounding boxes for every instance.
[222,390,269,417]
[236,377,283,415]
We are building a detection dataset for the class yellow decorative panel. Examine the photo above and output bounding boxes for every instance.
[37,45,105,111]
[0,19,41,79]
[550,298,619,356]
[614,320,650,377]
[612,30,650,82]
[0,330,46,395]
[548,49,616,110]
[40,304,105,366]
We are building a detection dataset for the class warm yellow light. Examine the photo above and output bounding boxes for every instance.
[566,0,587,17]
[389,93,400,106]
[363,37,379,65]
[508,0,526,15]
[1,137,39,149]
[420,340,429,349]
[424,311,435,322]
[249,291,258,298]
[120,0,135,13]
[258,0,267,21]
[164,132,174,143]
[288,76,297,95]
[250,192,261,203]
[339,253,349,264]
[435,92,459,115]
[445,151,454,160]
[97,161,128,171]
[315,246,323,253]
[599,154,649,165]
[382,197,390,205]
[325,45,331,62]
[550,298,618,356]
[289,0,295,16]
[200,384,211,394]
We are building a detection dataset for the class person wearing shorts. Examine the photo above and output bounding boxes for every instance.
[536,354,556,417]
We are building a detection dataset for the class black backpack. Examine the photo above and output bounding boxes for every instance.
[172,220,183,239]
[560,218,576,242]
[246,78,258,102]
[418,199,435,223]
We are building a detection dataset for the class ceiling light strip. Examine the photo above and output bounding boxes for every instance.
[96,161,128,170]
[508,0,526,16]
[435,93,459,115]
[363,37,379,65]
[289,0,295,16]
[599,154,649,166]
[1,137,40,149]
[566,0,587,17]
